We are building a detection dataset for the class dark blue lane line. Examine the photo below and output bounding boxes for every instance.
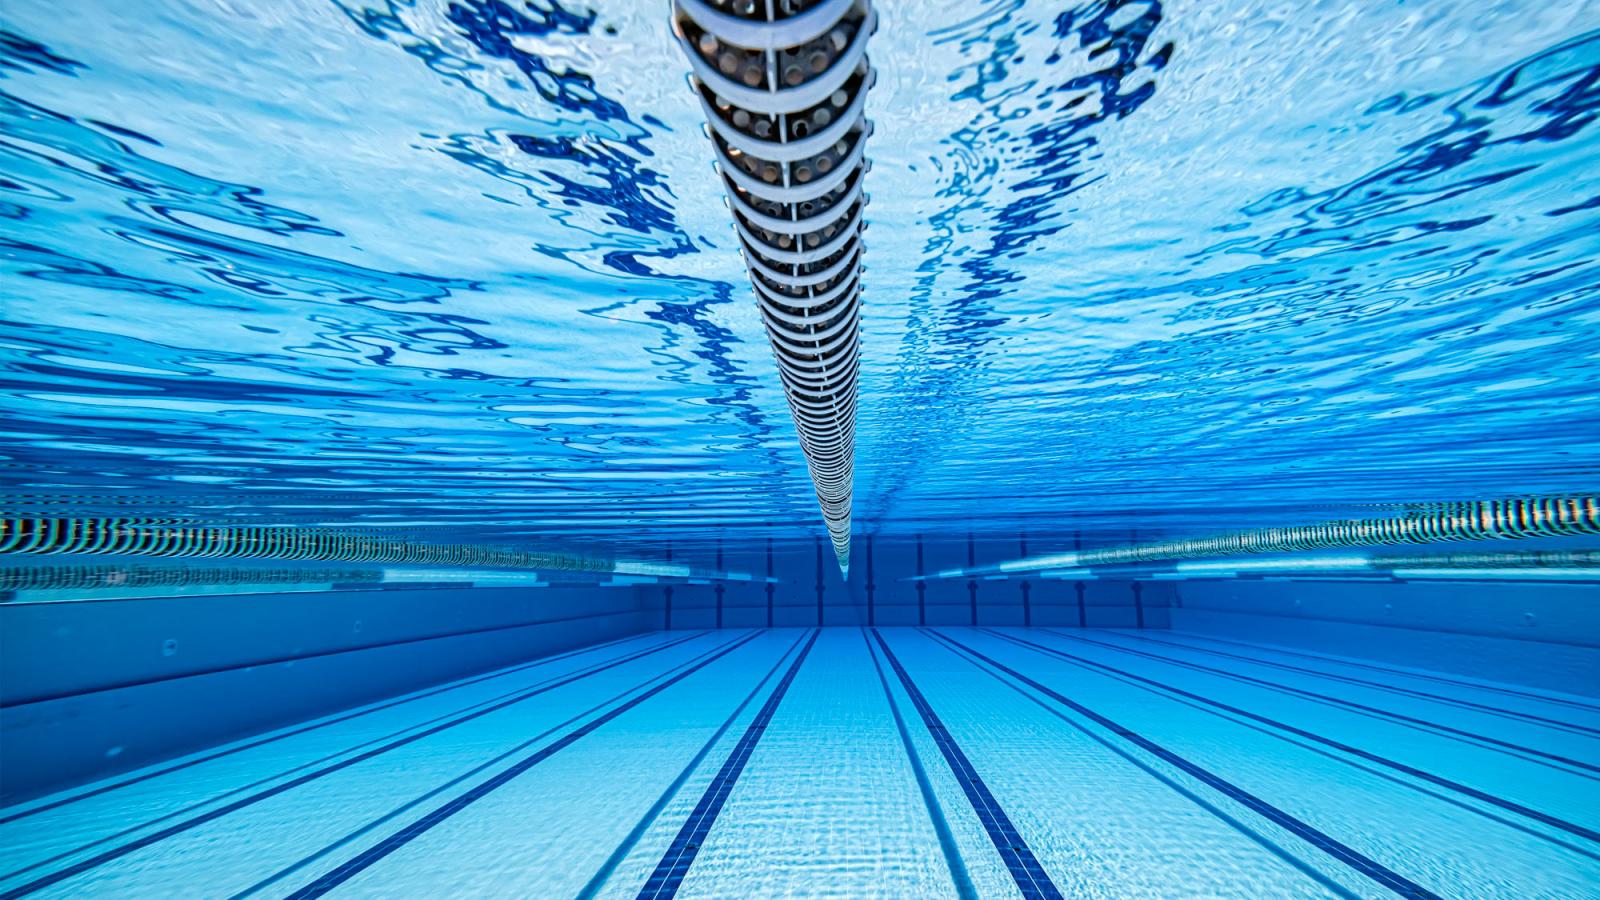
[925,630,1359,900]
[1043,628,1600,778]
[0,630,671,828]
[998,654,1600,870]
[930,631,1442,900]
[1149,631,1600,714]
[870,629,1063,900]
[636,629,820,899]
[575,631,811,900]
[861,628,978,900]
[282,630,769,899]
[0,608,648,709]
[983,629,1600,847]
[1097,629,1600,737]
[233,632,771,900]
[1,633,710,887]
[0,631,720,899]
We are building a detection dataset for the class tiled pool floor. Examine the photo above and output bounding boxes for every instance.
[2,627,1597,898]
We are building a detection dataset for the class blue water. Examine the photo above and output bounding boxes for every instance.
[3,1,1600,897]
[2,0,1597,553]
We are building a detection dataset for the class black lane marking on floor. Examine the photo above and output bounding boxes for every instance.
[0,631,662,827]
[1145,631,1600,714]
[962,651,1600,873]
[765,538,775,628]
[636,629,820,899]
[866,535,876,626]
[1,634,709,888]
[984,629,1600,846]
[231,632,770,900]
[1098,629,1600,737]
[862,629,979,900]
[924,630,1359,900]
[575,632,811,900]
[916,535,927,625]
[933,631,1441,900]
[814,538,825,625]
[0,632,719,899]
[281,630,768,899]
[1041,629,1600,778]
[0,609,646,709]
[870,629,1063,900]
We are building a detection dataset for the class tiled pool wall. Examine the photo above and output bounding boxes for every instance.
[1170,579,1600,696]
[3,533,1595,806]
[652,536,1173,631]
[0,585,657,803]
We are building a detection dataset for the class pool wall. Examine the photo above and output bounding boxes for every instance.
[4,536,1596,806]
[650,536,1175,629]
[0,584,658,804]
[1172,579,1600,696]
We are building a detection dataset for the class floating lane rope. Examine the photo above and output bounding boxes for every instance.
[671,0,876,575]
[0,517,771,581]
[1370,549,1600,569]
[0,518,613,571]
[0,564,383,593]
[915,495,1600,579]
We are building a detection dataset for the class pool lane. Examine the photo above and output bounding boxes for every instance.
[3,632,743,899]
[1073,629,1600,763]
[980,628,1600,848]
[945,628,1600,897]
[637,630,821,899]
[878,628,1355,898]
[1023,628,1600,821]
[1024,624,1600,797]
[871,630,1061,899]
[0,631,661,829]
[1022,631,1599,781]
[274,630,800,899]
[862,629,981,900]
[638,628,995,898]
[1125,630,1600,721]
[4,626,1593,898]
[0,632,703,886]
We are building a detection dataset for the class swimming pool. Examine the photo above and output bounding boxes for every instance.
[2,0,1598,895]
[1,625,1594,897]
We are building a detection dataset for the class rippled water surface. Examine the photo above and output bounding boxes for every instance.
[2,0,1597,554]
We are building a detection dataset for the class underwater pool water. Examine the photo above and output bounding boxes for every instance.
[2,0,1599,897]
[1,0,1596,550]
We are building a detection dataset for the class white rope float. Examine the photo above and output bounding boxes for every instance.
[672,0,876,575]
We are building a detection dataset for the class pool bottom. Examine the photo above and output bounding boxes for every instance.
[0,627,1596,898]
